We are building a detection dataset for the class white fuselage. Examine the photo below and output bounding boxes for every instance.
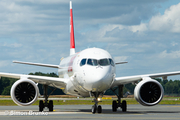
[58,48,116,97]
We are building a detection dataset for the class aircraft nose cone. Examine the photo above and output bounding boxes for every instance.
[83,66,114,92]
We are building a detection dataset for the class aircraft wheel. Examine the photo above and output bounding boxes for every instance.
[48,100,54,112]
[122,100,127,112]
[97,105,102,113]
[39,100,44,112]
[112,100,117,112]
[92,105,97,114]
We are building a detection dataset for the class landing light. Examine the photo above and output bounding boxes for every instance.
[97,98,101,101]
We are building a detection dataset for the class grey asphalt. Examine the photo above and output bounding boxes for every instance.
[0,105,180,120]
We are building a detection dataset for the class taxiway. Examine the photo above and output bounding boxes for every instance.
[0,105,180,120]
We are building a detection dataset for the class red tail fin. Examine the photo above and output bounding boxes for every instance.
[70,1,75,55]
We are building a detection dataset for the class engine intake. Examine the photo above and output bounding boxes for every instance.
[11,79,39,106]
[134,78,164,106]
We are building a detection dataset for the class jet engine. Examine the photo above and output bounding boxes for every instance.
[11,79,39,106]
[134,78,164,106]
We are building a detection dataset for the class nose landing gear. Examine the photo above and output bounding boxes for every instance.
[91,92,102,114]
[92,98,102,114]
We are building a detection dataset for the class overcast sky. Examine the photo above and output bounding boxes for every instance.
[1,0,180,80]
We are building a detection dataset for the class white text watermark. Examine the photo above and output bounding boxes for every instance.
[4,110,48,116]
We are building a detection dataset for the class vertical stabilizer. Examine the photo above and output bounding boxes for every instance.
[70,1,75,55]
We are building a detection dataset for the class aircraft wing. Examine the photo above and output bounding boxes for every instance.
[112,71,180,87]
[13,61,62,69]
[0,72,67,88]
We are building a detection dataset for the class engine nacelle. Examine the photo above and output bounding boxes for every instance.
[134,78,164,106]
[11,79,39,106]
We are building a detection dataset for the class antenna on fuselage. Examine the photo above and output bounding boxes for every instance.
[70,1,75,55]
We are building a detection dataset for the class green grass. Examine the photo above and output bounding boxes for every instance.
[0,100,17,106]
[1,97,180,106]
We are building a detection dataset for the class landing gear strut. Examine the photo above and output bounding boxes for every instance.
[39,85,55,112]
[91,92,102,114]
[111,85,127,112]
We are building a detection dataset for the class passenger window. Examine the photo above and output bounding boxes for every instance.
[98,59,110,66]
[109,59,115,66]
[87,59,98,66]
[80,59,86,66]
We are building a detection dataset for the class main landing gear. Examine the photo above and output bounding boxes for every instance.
[39,85,56,112]
[91,92,102,114]
[111,85,127,112]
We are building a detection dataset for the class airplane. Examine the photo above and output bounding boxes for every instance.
[1,1,180,114]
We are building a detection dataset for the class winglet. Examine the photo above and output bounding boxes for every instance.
[70,1,75,55]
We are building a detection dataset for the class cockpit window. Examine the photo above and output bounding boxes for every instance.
[87,59,98,66]
[109,58,115,66]
[98,59,110,66]
[80,59,86,66]
[80,58,114,67]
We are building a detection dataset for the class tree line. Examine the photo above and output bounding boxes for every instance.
[0,72,180,96]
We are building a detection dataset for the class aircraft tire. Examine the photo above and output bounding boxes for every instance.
[122,100,127,112]
[112,100,117,112]
[39,100,44,112]
[97,105,102,113]
[92,105,97,114]
[48,100,54,112]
